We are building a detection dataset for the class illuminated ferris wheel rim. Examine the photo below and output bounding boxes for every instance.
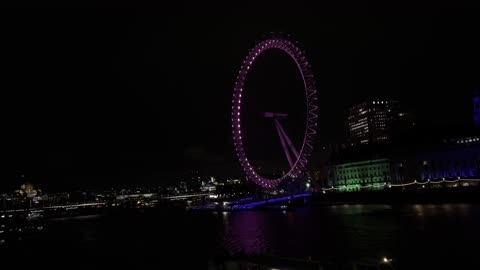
[232,35,319,189]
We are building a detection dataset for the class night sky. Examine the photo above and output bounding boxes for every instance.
[3,2,480,190]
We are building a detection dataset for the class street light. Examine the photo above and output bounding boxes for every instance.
[381,257,392,264]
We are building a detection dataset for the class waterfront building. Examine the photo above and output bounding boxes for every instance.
[327,138,480,192]
[200,182,216,192]
[328,158,392,191]
[15,183,41,198]
[474,89,480,129]
[416,138,480,181]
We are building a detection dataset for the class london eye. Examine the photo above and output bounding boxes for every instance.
[232,35,319,189]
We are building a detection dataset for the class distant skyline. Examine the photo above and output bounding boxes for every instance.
[3,2,480,190]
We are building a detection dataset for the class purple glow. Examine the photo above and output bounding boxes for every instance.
[231,35,319,189]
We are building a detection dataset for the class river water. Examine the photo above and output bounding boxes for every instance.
[3,204,480,269]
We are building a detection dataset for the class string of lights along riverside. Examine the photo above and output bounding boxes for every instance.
[232,35,319,189]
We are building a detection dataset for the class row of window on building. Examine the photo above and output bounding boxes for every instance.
[328,146,480,189]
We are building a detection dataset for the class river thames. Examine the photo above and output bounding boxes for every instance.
[3,204,480,269]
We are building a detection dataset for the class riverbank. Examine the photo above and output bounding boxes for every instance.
[313,187,480,205]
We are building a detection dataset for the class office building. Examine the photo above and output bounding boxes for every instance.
[346,100,414,145]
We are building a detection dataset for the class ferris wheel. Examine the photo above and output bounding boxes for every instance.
[232,35,319,189]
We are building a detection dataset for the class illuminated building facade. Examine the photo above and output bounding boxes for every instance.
[15,183,40,198]
[327,139,480,192]
[346,100,414,145]
[474,90,480,129]
[416,139,480,181]
[328,159,391,191]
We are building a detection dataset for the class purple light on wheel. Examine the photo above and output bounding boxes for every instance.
[231,34,319,189]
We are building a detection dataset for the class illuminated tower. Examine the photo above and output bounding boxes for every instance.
[346,100,414,145]
[474,89,480,129]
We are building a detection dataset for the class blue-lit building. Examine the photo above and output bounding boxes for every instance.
[415,137,480,181]
[326,137,480,191]
[474,90,480,129]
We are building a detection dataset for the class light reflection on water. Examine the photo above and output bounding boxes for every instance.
[223,211,271,254]
[412,203,472,217]
[216,204,480,268]
[5,204,480,269]
[49,214,103,222]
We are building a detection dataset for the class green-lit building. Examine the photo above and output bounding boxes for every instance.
[328,158,391,191]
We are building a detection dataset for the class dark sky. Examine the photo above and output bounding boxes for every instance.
[3,2,480,190]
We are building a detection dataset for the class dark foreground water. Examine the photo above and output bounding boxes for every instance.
[3,204,480,269]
